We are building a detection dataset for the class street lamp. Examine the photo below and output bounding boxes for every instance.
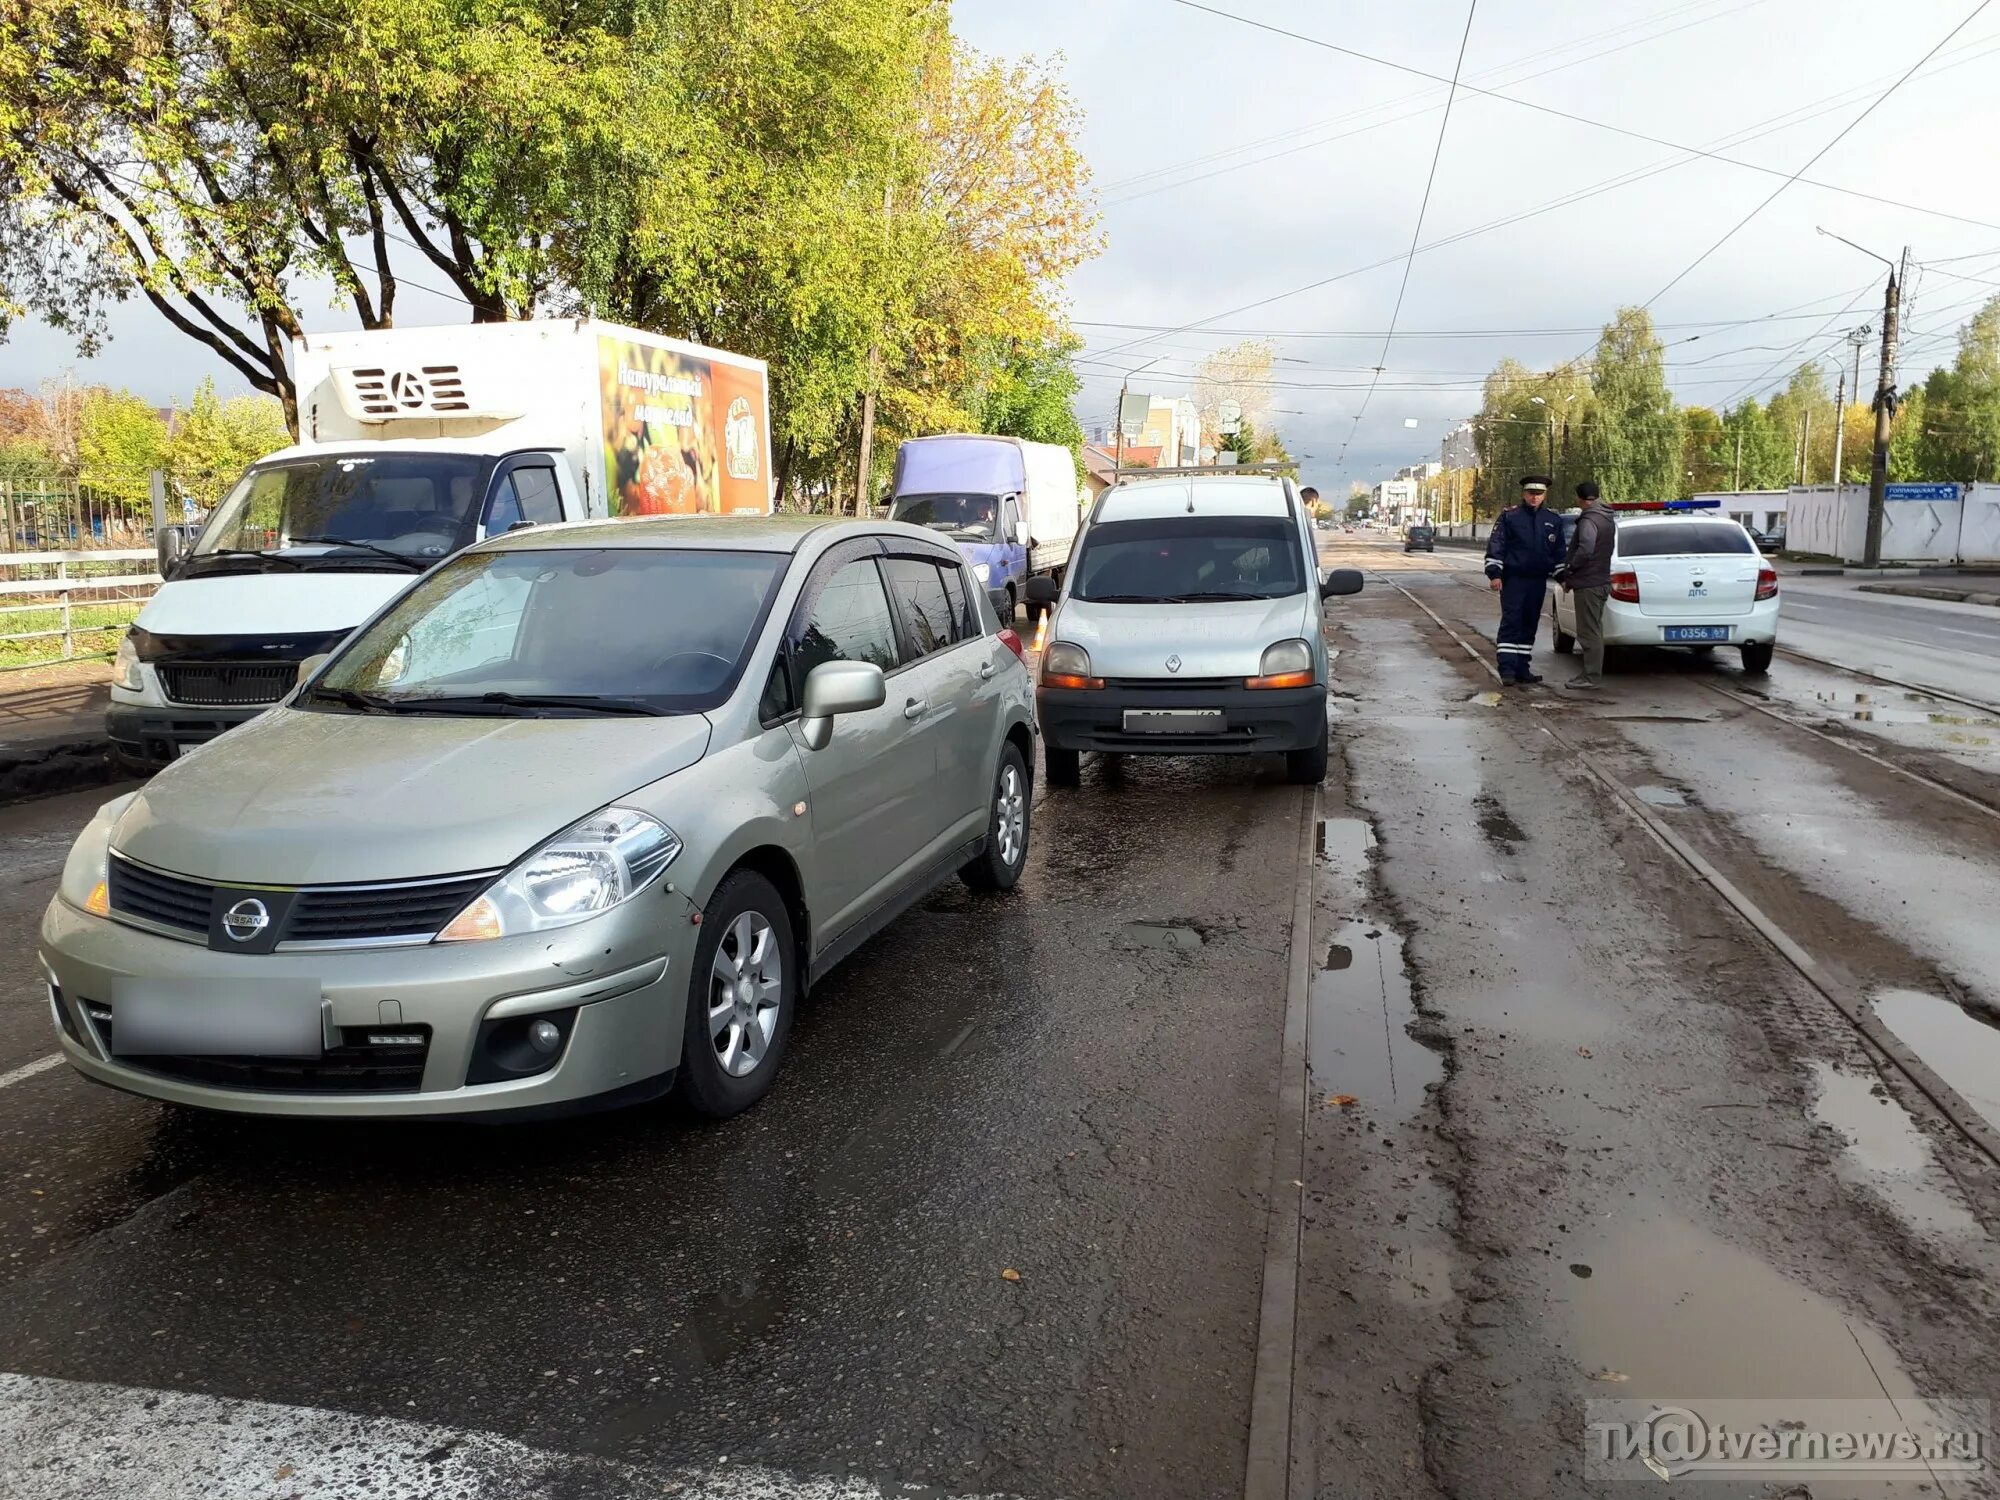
[1816,227,1904,563]
[1114,355,1165,474]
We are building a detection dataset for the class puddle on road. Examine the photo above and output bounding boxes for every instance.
[1473,793,1526,853]
[1808,1062,1982,1242]
[1560,1214,1917,1399]
[1814,690,2000,733]
[1315,815,1377,888]
[1871,989,2000,1137]
[1308,918,1441,1125]
[1116,920,1205,953]
[1631,784,1687,809]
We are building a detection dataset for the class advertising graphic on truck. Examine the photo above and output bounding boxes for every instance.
[596,333,770,516]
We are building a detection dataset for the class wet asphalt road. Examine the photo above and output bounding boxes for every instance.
[0,758,1306,1498]
[9,535,2000,1499]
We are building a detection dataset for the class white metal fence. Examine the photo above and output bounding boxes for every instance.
[0,549,159,670]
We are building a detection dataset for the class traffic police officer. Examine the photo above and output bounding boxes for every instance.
[1483,474,1565,684]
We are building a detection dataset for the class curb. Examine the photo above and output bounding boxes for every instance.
[0,736,120,807]
[1857,582,2000,608]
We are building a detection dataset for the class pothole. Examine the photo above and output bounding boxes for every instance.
[1808,1062,1982,1241]
[1871,989,2000,1136]
[1307,918,1441,1125]
[1115,920,1204,953]
[1632,785,1687,809]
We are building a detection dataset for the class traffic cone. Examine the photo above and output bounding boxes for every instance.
[1031,611,1048,653]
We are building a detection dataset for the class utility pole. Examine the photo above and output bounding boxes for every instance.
[1799,408,1811,485]
[1733,427,1743,492]
[1836,324,1871,490]
[1863,252,1905,566]
[1830,370,1846,491]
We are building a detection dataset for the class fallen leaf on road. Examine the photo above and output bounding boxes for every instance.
[1590,1370,1629,1383]
[274,1465,295,1480]
[1576,1046,1593,1058]
[1000,1268,1021,1282]
[1327,1094,1359,1108]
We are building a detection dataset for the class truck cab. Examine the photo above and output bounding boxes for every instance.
[111,439,588,767]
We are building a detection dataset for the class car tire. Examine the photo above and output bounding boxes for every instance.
[1740,640,1774,676]
[1286,719,1330,785]
[1553,622,1576,655]
[675,870,797,1120]
[1003,585,1018,627]
[962,742,1032,891]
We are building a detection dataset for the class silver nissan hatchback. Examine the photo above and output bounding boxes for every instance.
[40,517,1036,1120]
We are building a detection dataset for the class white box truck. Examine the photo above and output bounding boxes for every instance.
[884,434,1081,623]
[110,318,771,766]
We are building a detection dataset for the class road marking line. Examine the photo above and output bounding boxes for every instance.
[1939,626,1993,638]
[0,1054,62,1091]
[0,1373,1020,1500]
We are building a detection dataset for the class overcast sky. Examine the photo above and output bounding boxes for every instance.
[7,0,1998,492]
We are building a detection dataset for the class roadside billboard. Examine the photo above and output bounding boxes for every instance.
[596,334,771,515]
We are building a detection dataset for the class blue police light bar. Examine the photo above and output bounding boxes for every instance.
[1606,499,1722,511]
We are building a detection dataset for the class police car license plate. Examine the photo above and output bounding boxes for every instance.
[1663,626,1732,643]
[1123,708,1225,734]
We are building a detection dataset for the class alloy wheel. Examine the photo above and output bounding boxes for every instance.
[707,910,781,1078]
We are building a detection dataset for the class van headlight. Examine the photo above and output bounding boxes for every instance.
[437,808,681,942]
[58,793,136,917]
[113,632,143,692]
[972,562,992,584]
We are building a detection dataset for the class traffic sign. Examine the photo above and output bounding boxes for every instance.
[1883,483,1960,502]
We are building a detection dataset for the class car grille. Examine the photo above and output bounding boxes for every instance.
[82,1002,430,1094]
[1103,676,1239,692]
[106,855,492,946]
[157,662,296,707]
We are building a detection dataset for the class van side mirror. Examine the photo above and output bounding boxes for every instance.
[1320,568,1364,599]
[799,660,886,751]
[1015,522,1032,548]
[156,524,195,580]
[1024,576,1059,607]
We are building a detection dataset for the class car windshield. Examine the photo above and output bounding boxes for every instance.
[888,494,999,540]
[1071,515,1306,602]
[190,453,496,569]
[1617,523,1754,557]
[308,546,785,716]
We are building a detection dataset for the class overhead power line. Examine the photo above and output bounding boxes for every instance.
[1163,0,2000,233]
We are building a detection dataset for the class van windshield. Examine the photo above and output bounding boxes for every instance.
[190,453,497,572]
[307,547,785,717]
[888,494,999,540]
[1071,516,1306,602]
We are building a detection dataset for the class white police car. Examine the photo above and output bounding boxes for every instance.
[1551,501,1779,675]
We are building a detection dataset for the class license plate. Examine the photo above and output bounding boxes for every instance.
[109,977,324,1057]
[1123,708,1226,734]
[1663,625,1732,643]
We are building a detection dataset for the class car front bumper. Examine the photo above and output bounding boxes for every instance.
[107,703,267,768]
[39,890,702,1118]
[1037,681,1326,755]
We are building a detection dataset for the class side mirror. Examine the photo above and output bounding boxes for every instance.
[156,524,195,580]
[294,653,331,689]
[1320,568,1364,599]
[1024,576,1059,607]
[799,660,886,751]
[1015,522,1032,549]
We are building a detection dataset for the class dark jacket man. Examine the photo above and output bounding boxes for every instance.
[1561,497,1616,588]
[1484,476,1565,683]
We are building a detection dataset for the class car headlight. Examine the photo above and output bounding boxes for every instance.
[113,632,143,692]
[1040,641,1102,689]
[972,561,992,584]
[1248,638,1315,689]
[58,793,137,917]
[437,808,681,943]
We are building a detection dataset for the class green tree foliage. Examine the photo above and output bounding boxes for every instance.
[76,387,165,500]
[962,339,1085,453]
[166,378,290,503]
[1718,400,1790,490]
[1905,296,2000,481]
[1583,308,1681,502]
[1888,384,1928,482]
[1681,406,1729,495]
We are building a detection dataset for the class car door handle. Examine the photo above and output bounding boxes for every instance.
[903,697,927,721]
[978,659,996,680]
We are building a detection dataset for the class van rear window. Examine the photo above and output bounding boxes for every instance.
[1617,523,1753,557]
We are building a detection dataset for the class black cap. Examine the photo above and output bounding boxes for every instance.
[1575,480,1600,501]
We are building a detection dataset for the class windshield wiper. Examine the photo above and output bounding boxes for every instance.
[189,548,305,570]
[1079,593,1166,603]
[306,686,400,714]
[287,536,431,571]
[397,691,669,718]
[1158,591,1275,602]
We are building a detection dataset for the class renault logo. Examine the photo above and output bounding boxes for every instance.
[1165,654,1182,673]
[221,897,270,943]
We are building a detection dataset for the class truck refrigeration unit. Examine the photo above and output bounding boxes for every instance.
[110,318,772,767]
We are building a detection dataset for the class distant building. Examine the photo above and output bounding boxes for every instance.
[1441,421,1478,471]
[1372,477,1420,526]
[1120,392,1202,467]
